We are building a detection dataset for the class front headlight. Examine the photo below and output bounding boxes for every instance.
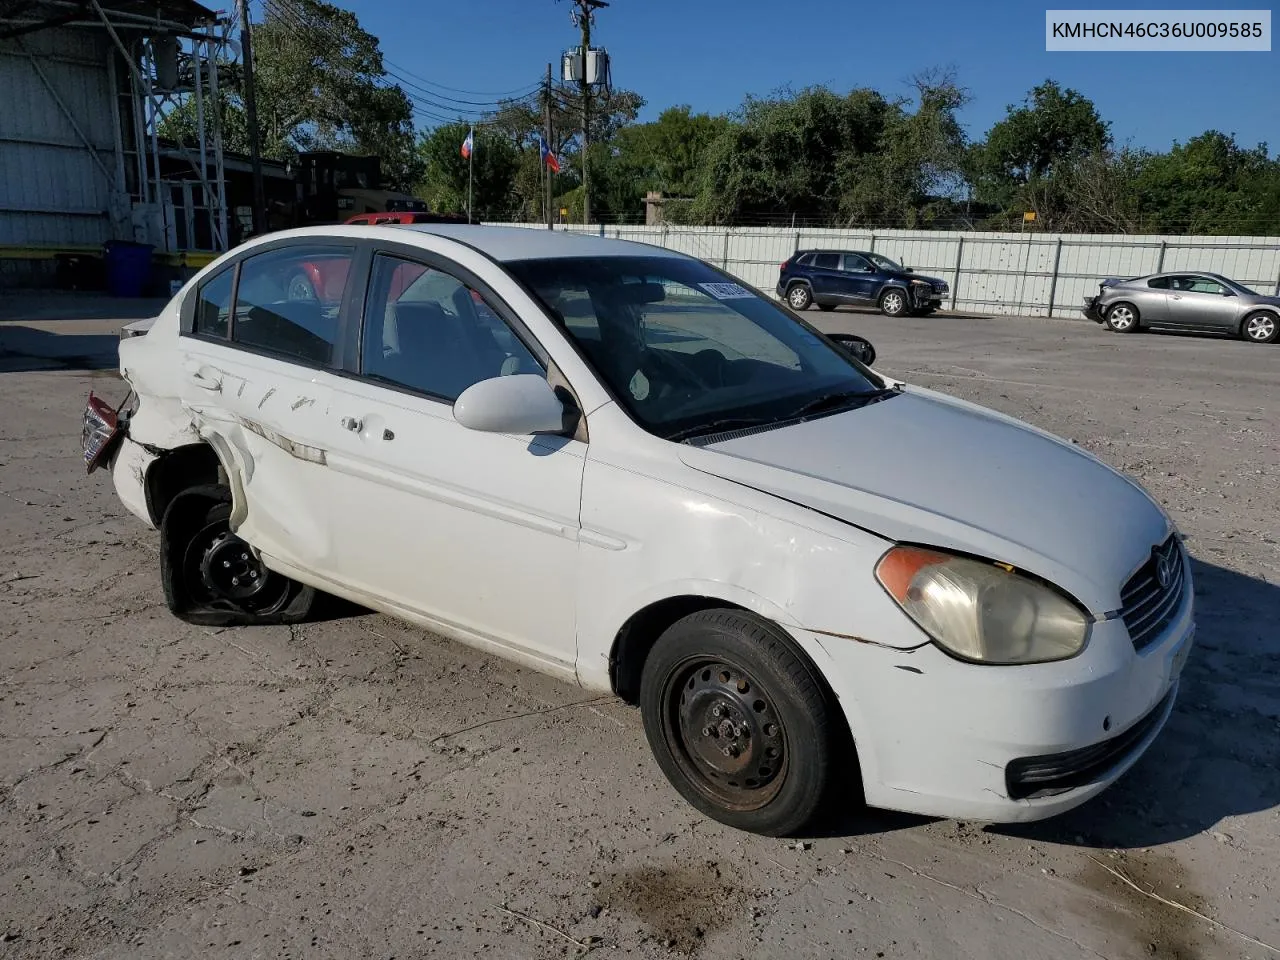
[876,546,1089,664]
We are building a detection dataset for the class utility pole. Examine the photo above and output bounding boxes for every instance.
[544,63,554,230]
[569,0,607,227]
[236,0,265,235]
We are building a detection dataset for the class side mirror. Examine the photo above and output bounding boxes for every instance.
[454,374,568,435]
[827,333,876,366]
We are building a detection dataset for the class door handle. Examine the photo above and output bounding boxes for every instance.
[340,416,363,432]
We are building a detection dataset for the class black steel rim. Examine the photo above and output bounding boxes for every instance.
[184,518,288,613]
[662,657,787,810]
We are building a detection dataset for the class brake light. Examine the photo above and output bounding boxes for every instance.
[780,262,788,272]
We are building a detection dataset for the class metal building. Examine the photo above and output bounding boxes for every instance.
[0,0,230,285]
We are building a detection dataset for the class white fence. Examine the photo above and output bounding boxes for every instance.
[485,222,1280,318]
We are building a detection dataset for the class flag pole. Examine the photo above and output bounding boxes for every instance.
[467,129,474,224]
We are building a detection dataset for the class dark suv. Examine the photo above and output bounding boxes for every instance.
[777,249,949,317]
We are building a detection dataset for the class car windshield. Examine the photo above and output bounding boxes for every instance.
[867,253,902,272]
[506,256,887,441]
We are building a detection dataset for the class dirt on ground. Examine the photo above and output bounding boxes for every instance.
[1,303,1277,960]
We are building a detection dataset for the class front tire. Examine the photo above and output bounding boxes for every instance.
[1241,311,1279,344]
[639,610,841,836]
[879,288,908,317]
[787,284,813,311]
[1105,303,1139,333]
[160,485,315,626]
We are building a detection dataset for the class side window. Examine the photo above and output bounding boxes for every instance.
[796,253,815,267]
[1147,276,1171,289]
[1186,277,1226,295]
[231,245,353,366]
[194,268,234,338]
[841,254,873,273]
[361,254,543,401]
[812,253,838,270]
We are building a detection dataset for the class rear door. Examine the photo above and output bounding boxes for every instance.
[807,253,842,298]
[177,240,359,579]
[1166,275,1245,329]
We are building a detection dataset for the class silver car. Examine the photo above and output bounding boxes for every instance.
[1083,272,1279,344]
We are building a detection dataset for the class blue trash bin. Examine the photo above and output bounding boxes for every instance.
[103,240,155,298]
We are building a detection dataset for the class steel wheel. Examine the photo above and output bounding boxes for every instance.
[880,290,907,317]
[662,658,788,810]
[1243,312,1278,343]
[183,515,289,614]
[161,486,315,626]
[788,284,812,310]
[1106,304,1138,332]
[639,609,843,835]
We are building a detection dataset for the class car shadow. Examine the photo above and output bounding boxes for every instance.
[807,557,1280,846]
[0,325,121,373]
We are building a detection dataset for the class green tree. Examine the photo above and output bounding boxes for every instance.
[1134,131,1279,234]
[838,71,970,227]
[415,123,520,220]
[688,87,894,224]
[158,0,419,190]
[971,80,1110,224]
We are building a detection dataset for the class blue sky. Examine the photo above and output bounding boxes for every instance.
[325,0,1278,152]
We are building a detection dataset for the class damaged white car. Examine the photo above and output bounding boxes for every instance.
[84,226,1194,835]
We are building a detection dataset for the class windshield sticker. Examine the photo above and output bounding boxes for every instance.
[629,369,650,400]
[698,281,755,300]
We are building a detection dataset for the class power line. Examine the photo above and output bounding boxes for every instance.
[262,0,541,117]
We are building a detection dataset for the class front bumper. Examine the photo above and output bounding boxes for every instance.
[798,557,1194,822]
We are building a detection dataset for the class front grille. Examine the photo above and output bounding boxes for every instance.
[1120,535,1186,652]
[1005,689,1175,800]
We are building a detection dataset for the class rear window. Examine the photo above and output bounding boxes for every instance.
[231,245,354,366]
[194,268,233,337]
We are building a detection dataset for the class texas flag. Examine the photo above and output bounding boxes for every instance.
[538,133,560,173]
[460,127,474,159]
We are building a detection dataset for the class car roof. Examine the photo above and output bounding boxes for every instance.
[403,224,681,262]
[232,224,684,265]
[797,249,875,257]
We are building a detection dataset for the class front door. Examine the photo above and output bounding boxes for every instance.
[1166,275,1245,329]
[838,253,879,302]
[320,250,586,672]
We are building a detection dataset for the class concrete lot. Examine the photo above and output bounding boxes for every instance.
[1,305,1277,960]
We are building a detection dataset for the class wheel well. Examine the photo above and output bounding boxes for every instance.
[785,278,810,292]
[610,596,750,703]
[879,284,905,301]
[144,442,224,526]
[1107,300,1139,317]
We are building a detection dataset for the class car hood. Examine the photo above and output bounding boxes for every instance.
[892,271,946,288]
[677,386,1171,613]
[1244,292,1280,307]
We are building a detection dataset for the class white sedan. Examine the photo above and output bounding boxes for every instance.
[83,225,1194,836]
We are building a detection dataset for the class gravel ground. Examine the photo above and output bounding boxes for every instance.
[1,305,1277,960]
